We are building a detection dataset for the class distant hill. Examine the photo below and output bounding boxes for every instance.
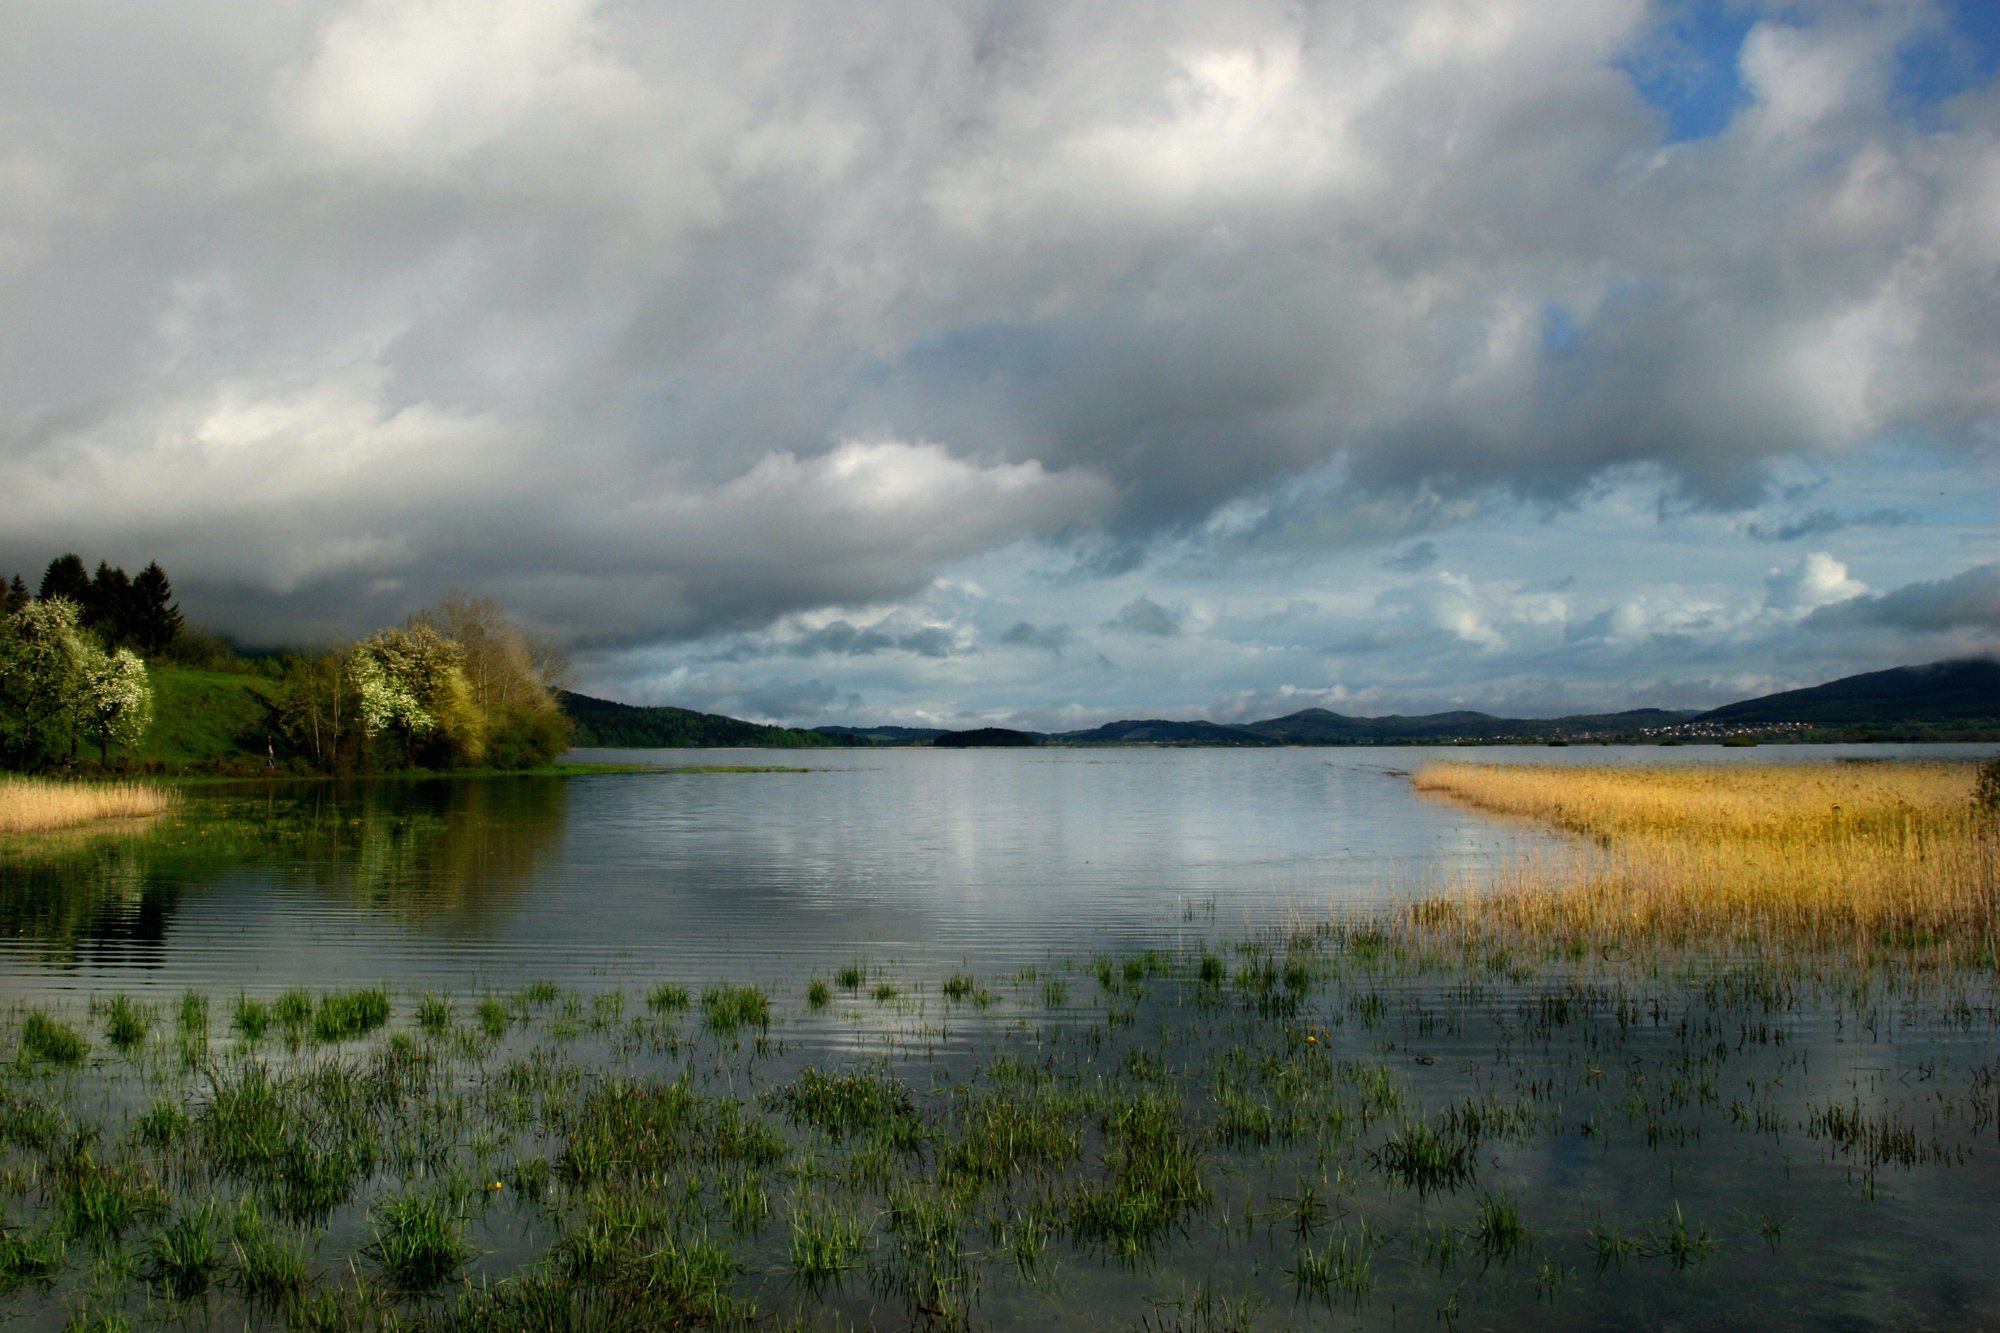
[813,725,945,745]
[1241,707,1699,744]
[933,727,1039,748]
[1058,719,1275,745]
[563,658,1998,751]
[561,692,838,748]
[1247,708,1505,743]
[1693,659,2000,728]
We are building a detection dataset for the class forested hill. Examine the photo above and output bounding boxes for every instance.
[1692,659,2000,727]
[560,692,838,748]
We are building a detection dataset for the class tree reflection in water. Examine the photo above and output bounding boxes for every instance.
[0,777,570,962]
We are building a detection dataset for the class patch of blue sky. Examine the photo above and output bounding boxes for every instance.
[1540,304,1579,354]
[1894,0,2000,119]
[1617,0,1759,143]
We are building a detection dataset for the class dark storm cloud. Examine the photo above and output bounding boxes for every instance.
[0,0,1993,666]
[1748,508,1917,542]
[1804,562,2000,635]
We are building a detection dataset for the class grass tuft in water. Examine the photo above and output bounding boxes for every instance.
[789,1195,867,1289]
[139,1200,222,1299]
[1472,1193,1529,1264]
[1376,1122,1475,1195]
[19,1011,89,1067]
[700,984,770,1034]
[366,1191,473,1291]
[310,988,390,1042]
[99,995,151,1052]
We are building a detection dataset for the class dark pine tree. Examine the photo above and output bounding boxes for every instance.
[3,575,27,614]
[85,561,134,644]
[129,562,184,655]
[38,553,89,605]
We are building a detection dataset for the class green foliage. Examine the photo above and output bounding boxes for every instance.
[38,555,89,605]
[418,593,572,768]
[561,690,837,748]
[349,624,480,768]
[255,597,570,773]
[0,597,155,768]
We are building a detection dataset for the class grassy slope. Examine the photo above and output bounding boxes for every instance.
[137,666,272,767]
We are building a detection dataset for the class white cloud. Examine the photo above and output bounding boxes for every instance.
[1764,551,1869,614]
[0,0,1992,713]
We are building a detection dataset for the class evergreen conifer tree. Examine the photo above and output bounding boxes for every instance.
[3,575,27,614]
[38,554,89,605]
[85,561,134,645]
[130,562,183,655]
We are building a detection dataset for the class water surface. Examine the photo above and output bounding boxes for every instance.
[0,742,1989,999]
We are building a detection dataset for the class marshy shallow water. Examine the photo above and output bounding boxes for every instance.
[0,744,1995,1329]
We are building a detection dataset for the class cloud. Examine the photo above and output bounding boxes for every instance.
[1105,596,1182,637]
[1764,551,1869,614]
[1804,561,2000,634]
[999,621,1073,656]
[0,0,1993,715]
[1380,540,1440,572]
[1747,507,1916,542]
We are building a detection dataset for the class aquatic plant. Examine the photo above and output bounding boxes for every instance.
[1411,760,1997,951]
[700,983,770,1034]
[19,1010,89,1066]
[366,1191,472,1290]
[100,995,151,1052]
[139,1200,222,1299]
[0,776,175,835]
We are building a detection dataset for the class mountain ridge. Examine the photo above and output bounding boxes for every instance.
[561,658,1999,748]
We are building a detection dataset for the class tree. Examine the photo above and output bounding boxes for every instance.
[412,594,572,768]
[347,624,482,768]
[3,576,27,615]
[85,561,134,646]
[76,647,153,765]
[0,598,92,767]
[129,563,184,656]
[267,651,355,771]
[38,554,89,605]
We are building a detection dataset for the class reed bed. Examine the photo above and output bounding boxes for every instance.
[0,776,176,835]
[1410,760,1999,954]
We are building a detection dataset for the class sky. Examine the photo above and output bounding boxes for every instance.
[2,0,1996,729]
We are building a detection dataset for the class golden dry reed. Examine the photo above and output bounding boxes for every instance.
[1410,760,1999,955]
[0,776,176,835]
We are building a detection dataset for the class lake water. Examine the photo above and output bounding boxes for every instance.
[2,743,1992,1000]
[2,743,1997,1330]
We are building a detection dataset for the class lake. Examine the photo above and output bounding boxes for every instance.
[6,742,1990,1001]
[1,743,1996,1330]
